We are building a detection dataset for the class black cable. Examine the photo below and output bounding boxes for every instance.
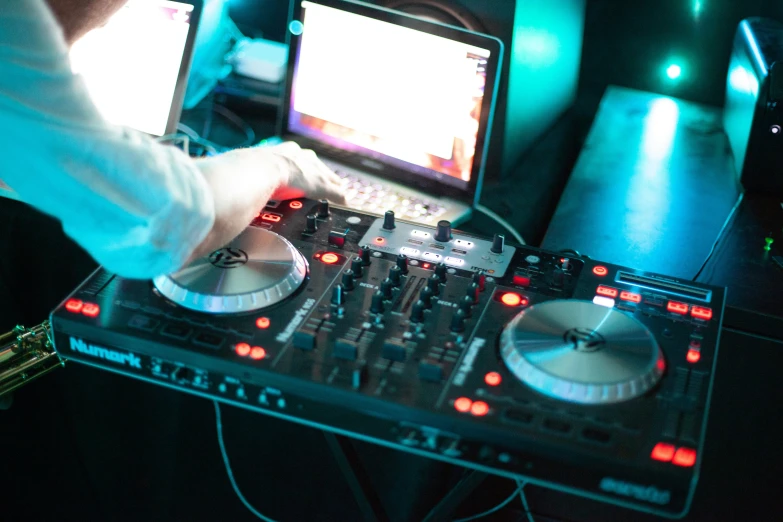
[451,481,526,522]
[692,192,744,282]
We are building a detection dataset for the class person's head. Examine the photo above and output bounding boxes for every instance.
[45,0,128,44]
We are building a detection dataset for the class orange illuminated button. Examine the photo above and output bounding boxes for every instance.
[484,372,502,386]
[470,401,489,416]
[65,299,83,313]
[321,252,340,264]
[672,447,697,467]
[82,302,100,317]
[235,343,251,357]
[592,266,608,276]
[596,285,618,298]
[289,201,303,209]
[373,236,386,245]
[454,397,472,413]
[250,346,266,360]
[256,317,271,329]
[686,349,701,363]
[650,442,676,462]
[619,291,641,303]
[691,306,713,321]
[512,274,531,287]
[501,293,523,307]
[261,212,282,222]
[667,301,689,315]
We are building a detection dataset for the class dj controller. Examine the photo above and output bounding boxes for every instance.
[50,199,725,519]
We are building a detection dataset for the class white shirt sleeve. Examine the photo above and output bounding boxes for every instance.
[0,0,215,279]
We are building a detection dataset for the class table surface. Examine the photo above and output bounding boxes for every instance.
[541,86,743,281]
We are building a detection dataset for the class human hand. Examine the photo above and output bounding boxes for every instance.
[265,142,347,204]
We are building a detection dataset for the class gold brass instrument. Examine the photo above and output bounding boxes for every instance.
[0,322,63,398]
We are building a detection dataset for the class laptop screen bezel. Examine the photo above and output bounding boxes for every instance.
[162,0,203,137]
[278,0,503,205]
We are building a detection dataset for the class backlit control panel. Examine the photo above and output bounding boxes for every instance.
[359,218,517,275]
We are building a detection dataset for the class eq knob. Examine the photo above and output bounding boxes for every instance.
[389,266,403,286]
[410,301,426,323]
[317,199,330,218]
[383,210,396,230]
[305,214,318,234]
[396,254,409,274]
[472,271,486,291]
[434,262,448,283]
[426,274,440,296]
[331,284,345,305]
[419,286,435,308]
[450,309,467,332]
[458,295,473,317]
[350,257,364,278]
[435,220,452,242]
[370,291,385,314]
[342,270,355,291]
[491,234,505,254]
[380,278,394,299]
[467,282,480,304]
[359,245,372,266]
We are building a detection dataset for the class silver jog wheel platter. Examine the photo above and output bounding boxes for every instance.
[499,300,665,405]
[153,228,308,314]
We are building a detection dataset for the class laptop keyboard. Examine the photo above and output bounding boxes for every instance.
[336,171,447,223]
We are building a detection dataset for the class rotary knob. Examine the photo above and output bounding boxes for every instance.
[491,234,505,254]
[389,266,403,286]
[435,220,452,242]
[410,301,426,323]
[317,199,330,218]
[419,286,434,308]
[370,291,385,314]
[380,278,394,299]
[305,214,318,234]
[350,257,364,278]
[359,245,372,266]
[458,295,473,317]
[472,271,486,291]
[341,270,356,291]
[450,309,467,332]
[426,274,440,296]
[499,300,665,405]
[434,262,448,283]
[383,210,396,230]
[466,282,480,304]
[396,254,409,274]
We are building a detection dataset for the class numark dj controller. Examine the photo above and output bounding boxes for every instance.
[50,199,725,518]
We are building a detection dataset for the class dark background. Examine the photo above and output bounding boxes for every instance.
[3,1,783,521]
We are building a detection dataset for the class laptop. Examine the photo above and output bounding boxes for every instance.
[275,0,504,226]
[69,0,202,137]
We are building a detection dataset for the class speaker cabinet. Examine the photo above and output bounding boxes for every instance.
[377,0,586,181]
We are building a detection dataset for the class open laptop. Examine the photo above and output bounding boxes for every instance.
[276,0,504,226]
[69,0,202,137]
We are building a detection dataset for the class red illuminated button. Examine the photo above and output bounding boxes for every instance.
[82,303,100,317]
[691,306,713,321]
[373,236,386,245]
[454,397,472,413]
[250,346,266,360]
[512,274,531,287]
[667,301,689,315]
[672,447,697,467]
[235,343,251,357]
[686,349,701,363]
[596,285,618,298]
[289,201,303,209]
[650,442,676,462]
[261,213,282,222]
[470,401,489,416]
[65,299,83,313]
[620,291,641,303]
[592,266,608,276]
[484,372,502,386]
[256,317,271,329]
[320,252,340,265]
[501,293,523,307]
